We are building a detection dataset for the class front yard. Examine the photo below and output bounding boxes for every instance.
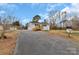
[0,31,18,55]
[49,30,79,42]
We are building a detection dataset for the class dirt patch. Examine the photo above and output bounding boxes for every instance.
[0,31,18,55]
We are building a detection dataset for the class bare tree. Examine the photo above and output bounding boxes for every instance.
[0,16,8,39]
[60,11,67,28]
[71,16,79,30]
[0,14,18,39]
[48,10,61,29]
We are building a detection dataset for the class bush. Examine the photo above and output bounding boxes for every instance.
[32,26,42,31]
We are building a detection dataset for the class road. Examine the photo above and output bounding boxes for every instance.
[14,31,79,55]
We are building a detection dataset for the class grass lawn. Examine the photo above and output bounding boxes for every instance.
[49,30,79,42]
[71,31,79,36]
[43,30,49,32]
[0,31,18,55]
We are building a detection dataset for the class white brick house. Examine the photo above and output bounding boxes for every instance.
[28,22,50,31]
[42,25,50,30]
[28,23,36,30]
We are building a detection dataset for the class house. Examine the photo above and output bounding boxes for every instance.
[41,20,50,30]
[28,23,35,30]
[42,25,50,30]
[28,22,50,31]
[28,22,40,30]
[42,22,50,30]
[10,27,17,30]
[0,25,3,31]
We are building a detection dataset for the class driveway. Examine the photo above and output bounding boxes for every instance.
[14,31,79,55]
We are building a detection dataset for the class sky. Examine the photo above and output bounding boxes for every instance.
[0,3,79,25]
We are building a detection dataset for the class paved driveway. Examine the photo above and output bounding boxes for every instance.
[14,31,79,55]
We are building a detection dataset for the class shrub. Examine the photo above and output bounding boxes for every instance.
[32,26,42,31]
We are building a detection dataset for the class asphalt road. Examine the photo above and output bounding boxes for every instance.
[14,31,79,55]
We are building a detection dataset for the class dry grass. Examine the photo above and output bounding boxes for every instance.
[49,30,79,42]
[0,31,18,55]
